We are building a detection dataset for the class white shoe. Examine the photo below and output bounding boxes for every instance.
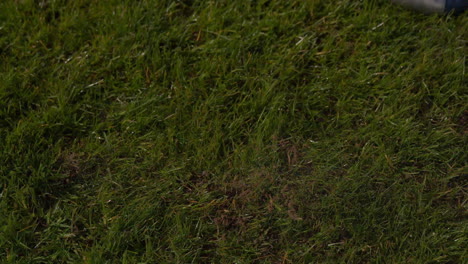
[391,0,467,13]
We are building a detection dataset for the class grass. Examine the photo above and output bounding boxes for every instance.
[0,0,466,263]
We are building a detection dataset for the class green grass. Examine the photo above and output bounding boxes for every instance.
[0,0,467,263]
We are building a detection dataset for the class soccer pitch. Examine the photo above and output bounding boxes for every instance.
[0,0,466,263]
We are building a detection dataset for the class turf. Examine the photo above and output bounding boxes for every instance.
[0,0,467,263]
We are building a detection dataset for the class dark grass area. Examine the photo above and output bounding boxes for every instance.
[0,0,467,263]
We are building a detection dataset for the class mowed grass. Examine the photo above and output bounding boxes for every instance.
[0,0,467,263]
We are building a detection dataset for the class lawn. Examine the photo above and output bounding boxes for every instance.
[0,0,466,263]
